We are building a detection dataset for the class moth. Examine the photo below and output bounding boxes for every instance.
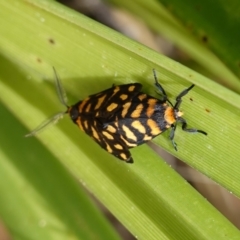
[26,69,207,163]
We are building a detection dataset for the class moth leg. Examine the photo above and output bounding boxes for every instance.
[174,84,194,110]
[178,117,207,135]
[169,124,178,151]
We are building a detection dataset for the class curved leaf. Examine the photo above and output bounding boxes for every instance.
[0,0,239,239]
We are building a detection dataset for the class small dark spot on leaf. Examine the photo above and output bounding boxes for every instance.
[36,58,42,63]
[48,38,55,44]
[189,97,193,101]
[205,108,210,113]
[202,36,208,43]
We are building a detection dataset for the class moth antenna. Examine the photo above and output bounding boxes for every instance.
[153,69,173,107]
[53,67,68,107]
[25,112,65,137]
[26,67,69,137]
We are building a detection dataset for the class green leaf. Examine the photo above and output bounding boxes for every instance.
[157,0,240,79]
[0,0,240,239]
[106,0,240,92]
[0,99,121,240]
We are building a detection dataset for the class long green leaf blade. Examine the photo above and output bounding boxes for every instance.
[0,0,240,239]
[106,0,240,92]
[158,0,240,79]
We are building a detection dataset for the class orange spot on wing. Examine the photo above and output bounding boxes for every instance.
[128,85,136,92]
[138,94,147,101]
[79,97,89,113]
[120,136,137,147]
[164,107,176,124]
[146,98,157,117]
[131,104,143,118]
[84,120,88,129]
[122,102,131,117]
[113,86,120,94]
[120,94,128,100]
[106,143,113,153]
[107,103,118,112]
[86,103,91,112]
[95,95,106,110]
[147,119,161,135]
[120,153,127,160]
[106,125,117,133]
[109,86,120,99]
[143,135,152,141]
[131,120,146,134]
[102,131,114,140]
[114,144,123,150]
[122,125,137,141]
[114,121,119,128]
[76,118,84,131]
[91,126,100,141]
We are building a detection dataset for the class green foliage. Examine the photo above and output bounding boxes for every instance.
[0,0,240,239]
[158,0,240,78]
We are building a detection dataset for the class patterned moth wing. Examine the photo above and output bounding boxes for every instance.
[101,75,207,160]
[68,83,143,163]
[103,92,173,150]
